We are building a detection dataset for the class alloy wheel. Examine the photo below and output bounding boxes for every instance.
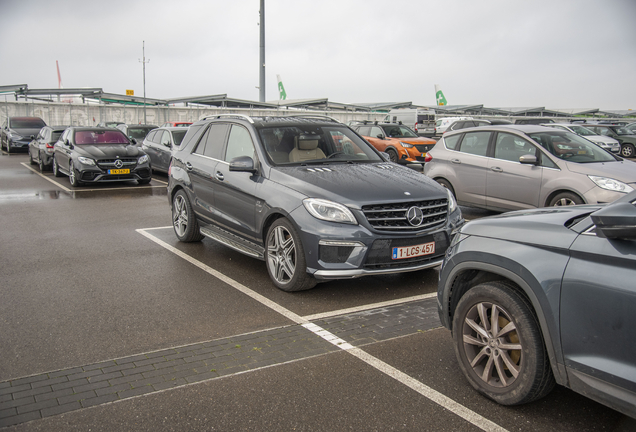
[461,301,522,388]
[267,225,296,285]
[173,194,188,237]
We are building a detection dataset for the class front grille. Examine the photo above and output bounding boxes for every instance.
[362,199,448,232]
[97,158,137,169]
[415,144,434,153]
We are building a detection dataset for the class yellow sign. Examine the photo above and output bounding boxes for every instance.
[126,89,134,96]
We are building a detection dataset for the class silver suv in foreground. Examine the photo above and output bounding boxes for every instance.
[424,125,635,212]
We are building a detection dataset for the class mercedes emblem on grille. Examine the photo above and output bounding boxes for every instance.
[114,159,124,169]
[406,206,424,226]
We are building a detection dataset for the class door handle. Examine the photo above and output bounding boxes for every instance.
[490,167,503,173]
[450,159,461,164]
[185,162,193,171]
[215,171,224,181]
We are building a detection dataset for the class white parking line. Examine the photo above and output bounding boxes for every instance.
[21,162,165,191]
[137,227,509,432]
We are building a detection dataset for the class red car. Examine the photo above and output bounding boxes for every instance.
[161,122,192,128]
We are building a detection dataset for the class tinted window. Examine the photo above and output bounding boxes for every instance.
[458,131,491,156]
[382,125,418,138]
[10,118,46,128]
[224,125,254,162]
[172,130,187,147]
[127,127,154,140]
[444,134,462,150]
[50,131,63,143]
[194,124,228,159]
[493,133,536,162]
[74,130,128,144]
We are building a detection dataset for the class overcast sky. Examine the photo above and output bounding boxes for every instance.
[1,0,635,109]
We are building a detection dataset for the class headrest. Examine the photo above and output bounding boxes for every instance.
[297,135,319,150]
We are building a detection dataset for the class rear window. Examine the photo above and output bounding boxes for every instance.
[127,127,155,139]
[172,130,187,146]
[11,118,46,128]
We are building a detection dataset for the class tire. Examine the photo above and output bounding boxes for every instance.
[547,192,583,207]
[69,161,83,187]
[386,149,398,163]
[29,149,36,165]
[452,281,555,405]
[137,178,151,185]
[620,143,635,158]
[38,154,46,172]
[266,218,317,292]
[172,190,204,242]
[52,157,63,177]
[6,141,10,154]
[435,178,456,199]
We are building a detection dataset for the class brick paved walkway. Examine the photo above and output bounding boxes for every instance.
[0,298,440,428]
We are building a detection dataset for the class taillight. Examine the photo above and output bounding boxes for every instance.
[424,153,433,163]
[45,143,55,149]
[414,123,418,132]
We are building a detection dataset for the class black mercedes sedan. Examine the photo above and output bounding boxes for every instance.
[52,127,151,186]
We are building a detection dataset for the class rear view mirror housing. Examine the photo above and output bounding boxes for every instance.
[591,202,636,240]
[519,154,537,165]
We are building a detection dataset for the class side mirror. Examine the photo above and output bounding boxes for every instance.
[229,156,257,173]
[591,202,636,240]
[30,135,35,139]
[380,151,391,162]
[377,134,384,139]
[519,154,537,165]
[131,138,137,145]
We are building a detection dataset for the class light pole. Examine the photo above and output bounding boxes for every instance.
[139,41,150,124]
[259,0,265,103]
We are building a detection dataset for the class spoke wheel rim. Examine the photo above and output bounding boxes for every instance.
[70,162,76,184]
[554,197,575,206]
[267,225,296,285]
[173,195,188,237]
[462,301,522,388]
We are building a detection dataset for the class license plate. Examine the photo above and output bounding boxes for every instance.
[108,169,130,175]
[392,241,435,260]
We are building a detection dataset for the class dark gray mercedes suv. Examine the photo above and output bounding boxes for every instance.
[167,114,463,291]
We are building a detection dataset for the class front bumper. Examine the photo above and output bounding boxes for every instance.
[290,204,464,281]
[76,163,151,183]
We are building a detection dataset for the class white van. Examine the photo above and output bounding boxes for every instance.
[435,117,473,136]
[383,108,436,137]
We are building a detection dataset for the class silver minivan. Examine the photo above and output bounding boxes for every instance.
[424,125,636,212]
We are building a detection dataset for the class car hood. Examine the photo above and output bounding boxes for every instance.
[393,137,437,144]
[74,144,145,158]
[588,135,619,144]
[9,127,42,137]
[460,205,603,250]
[270,162,447,208]
[565,160,636,184]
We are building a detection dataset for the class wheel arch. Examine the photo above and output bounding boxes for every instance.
[544,189,586,207]
[443,261,568,386]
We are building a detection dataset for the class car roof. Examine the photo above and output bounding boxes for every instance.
[444,124,561,137]
[196,114,344,129]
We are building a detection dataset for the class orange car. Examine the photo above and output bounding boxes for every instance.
[161,121,192,128]
[351,122,436,166]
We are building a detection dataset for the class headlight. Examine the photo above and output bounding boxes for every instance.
[138,155,149,164]
[303,198,357,224]
[8,133,23,141]
[588,175,634,193]
[449,232,469,248]
[446,189,458,213]
[399,141,413,148]
[77,156,95,166]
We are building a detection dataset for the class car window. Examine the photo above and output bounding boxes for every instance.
[146,130,158,142]
[160,131,171,146]
[224,125,254,162]
[458,131,491,156]
[172,130,187,147]
[383,125,418,138]
[74,130,128,144]
[179,124,204,151]
[369,126,383,138]
[50,131,63,143]
[10,118,46,128]
[529,131,616,163]
[357,126,371,136]
[194,124,228,159]
[493,133,536,162]
[444,134,462,150]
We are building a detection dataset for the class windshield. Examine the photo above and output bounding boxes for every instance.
[528,131,617,163]
[570,125,595,136]
[381,125,418,138]
[172,130,187,146]
[50,132,63,143]
[75,130,129,145]
[257,125,383,165]
[11,118,46,129]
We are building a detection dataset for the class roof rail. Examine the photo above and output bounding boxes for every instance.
[283,114,342,123]
[201,114,254,124]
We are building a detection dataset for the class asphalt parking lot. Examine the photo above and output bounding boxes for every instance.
[1,150,634,431]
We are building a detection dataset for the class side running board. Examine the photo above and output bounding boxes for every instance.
[199,226,265,260]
